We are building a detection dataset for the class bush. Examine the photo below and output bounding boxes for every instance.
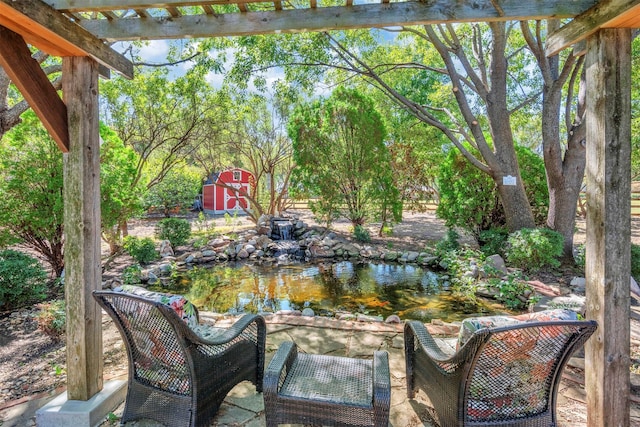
[123,236,158,264]
[435,229,460,254]
[478,227,509,257]
[575,243,640,278]
[353,225,371,243]
[505,228,564,272]
[485,272,538,310]
[156,217,191,248]
[122,264,143,285]
[436,145,548,237]
[36,299,66,339]
[0,249,48,311]
[632,244,640,281]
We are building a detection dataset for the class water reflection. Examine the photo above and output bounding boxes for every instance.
[153,261,505,322]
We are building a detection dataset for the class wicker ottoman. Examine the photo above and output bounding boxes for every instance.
[264,341,391,427]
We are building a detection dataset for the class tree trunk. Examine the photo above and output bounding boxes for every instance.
[495,177,536,231]
[541,62,586,260]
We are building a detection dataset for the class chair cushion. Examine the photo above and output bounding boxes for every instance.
[191,324,227,341]
[114,285,198,328]
[457,309,579,349]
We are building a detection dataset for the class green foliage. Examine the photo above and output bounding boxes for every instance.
[574,244,586,268]
[122,264,143,286]
[485,272,537,310]
[36,300,66,339]
[353,225,371,243]
[194,211,216,236]
[436,147,504,237]
[435,229,460,254]
[515,145,549,225]
[144,165,201,217]
[632,244,640,281]
[0,111,65,276]
[122,236,158,264]
[437,247,481,301]
[505,228,564,272]
[478,227,509,257]
[156,218,191,248]
[436,145,548,237]
[100,124,146,254]
[0,249,48,311]
[289,86,401,228]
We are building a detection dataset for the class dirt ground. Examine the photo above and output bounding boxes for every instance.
[1,210,639,426]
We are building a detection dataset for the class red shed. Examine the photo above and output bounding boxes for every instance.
[202,167,254,214]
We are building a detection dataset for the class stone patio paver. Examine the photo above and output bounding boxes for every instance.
[100,315,436,426]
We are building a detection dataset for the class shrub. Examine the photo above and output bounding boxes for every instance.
[505,228,564,271]
[485,272,538,310]
[632,244,640,281]
[435,229,460,254]
[0,249,48,311]
[478,227,509,257]
[574,243,640,279]
[156,217,191,248]
[36,299,66,339]
[123,236,157,264]
[574,243,586,268]
[436,145,548,237]
[122,264,142,285]
[353,225,371,243]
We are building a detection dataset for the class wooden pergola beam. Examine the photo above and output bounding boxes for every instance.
[47,0,597,14]
[0,26,69,152]
[546,0,640,56]
[0,0,133,78]
[79,0,598,40]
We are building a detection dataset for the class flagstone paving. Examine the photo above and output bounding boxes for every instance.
[3,312,632,427]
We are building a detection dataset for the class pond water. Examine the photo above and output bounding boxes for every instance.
[154,261,506,322]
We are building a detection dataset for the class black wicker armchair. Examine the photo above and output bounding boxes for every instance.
[404,318,597,427]
[93,289,266,427]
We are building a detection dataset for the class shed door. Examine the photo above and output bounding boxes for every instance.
[225,183,249,211]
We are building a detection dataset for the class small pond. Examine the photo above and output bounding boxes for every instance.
[152,261,506,322]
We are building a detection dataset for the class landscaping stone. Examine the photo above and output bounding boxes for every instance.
[301,308,315,317]
[485,254,508,274]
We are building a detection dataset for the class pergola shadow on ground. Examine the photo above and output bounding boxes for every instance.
[98,314,627,427]
[0,0,637,426]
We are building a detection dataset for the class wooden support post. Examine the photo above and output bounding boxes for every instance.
[62,56,103,401]
[585,28,631,427]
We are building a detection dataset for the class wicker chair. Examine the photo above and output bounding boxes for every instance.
[264,341,391,427]
[93,289,266,427]
[404,319,597,427]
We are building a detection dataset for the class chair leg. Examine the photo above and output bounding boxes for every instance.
[405,334,416,399]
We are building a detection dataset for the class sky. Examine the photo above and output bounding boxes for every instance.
[113,39,287,92]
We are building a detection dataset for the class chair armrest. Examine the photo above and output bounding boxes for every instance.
[264,341,298,396]
[405,320,484,368]
[372,351,391,411]
[405,321,454,361]
[180,313,265,346]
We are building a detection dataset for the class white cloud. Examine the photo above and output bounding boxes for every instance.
[138,40,171,63]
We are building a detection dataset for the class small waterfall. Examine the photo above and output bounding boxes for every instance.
[269,217,304,260]
[277,222,293,240]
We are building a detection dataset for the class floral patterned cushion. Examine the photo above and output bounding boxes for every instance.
[457,309,579,349]
[114,285,198,328]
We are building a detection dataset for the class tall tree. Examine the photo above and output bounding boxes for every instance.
[521,20,586,259]
[0,110,64,275]
[230,24,538,231]
[289,86,401,228]
[100,124,146,254]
